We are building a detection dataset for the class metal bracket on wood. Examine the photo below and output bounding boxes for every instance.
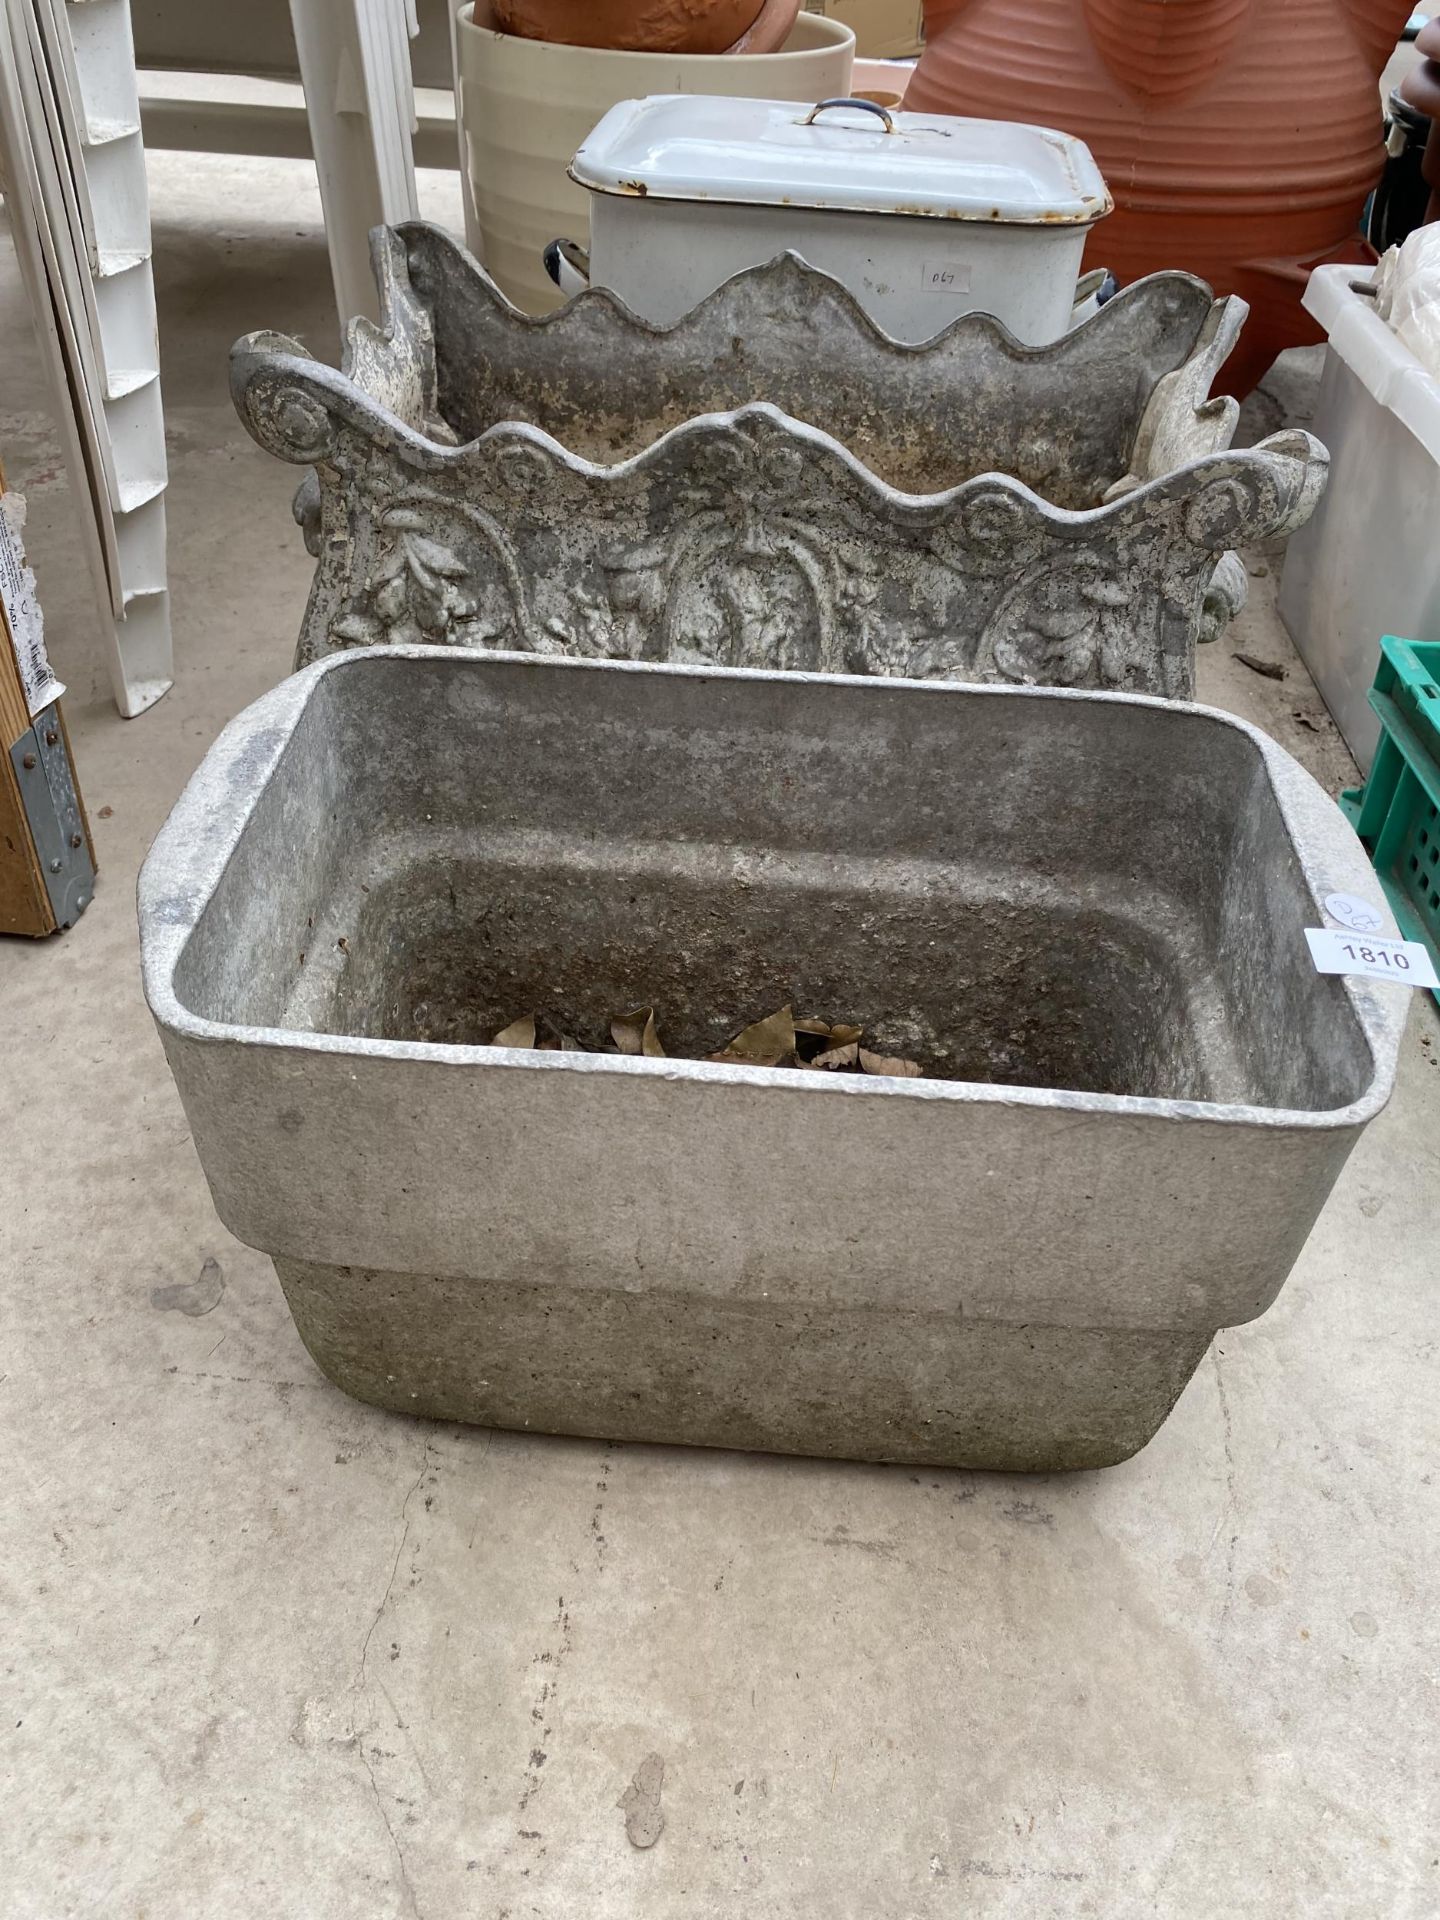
[9,703,94,929]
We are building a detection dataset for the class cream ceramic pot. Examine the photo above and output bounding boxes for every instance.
[568,93,1111,342]
[456,4,854,313]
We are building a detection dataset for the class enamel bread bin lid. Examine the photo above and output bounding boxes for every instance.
[570,93,1112,226]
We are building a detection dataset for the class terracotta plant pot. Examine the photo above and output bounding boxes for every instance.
[493,0,764,53]
[728,0,804,53]
[907,0,1416,395]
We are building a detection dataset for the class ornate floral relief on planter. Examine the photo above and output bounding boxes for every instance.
[232,223,1326,699]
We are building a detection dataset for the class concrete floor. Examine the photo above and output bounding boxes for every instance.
[2,151,1439,1920]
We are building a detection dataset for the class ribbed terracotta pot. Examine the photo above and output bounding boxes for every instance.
[908,0,1415,395]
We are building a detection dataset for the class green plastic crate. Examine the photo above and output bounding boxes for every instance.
[1340,634,1440,1006]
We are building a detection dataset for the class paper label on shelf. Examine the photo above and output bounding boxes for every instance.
[1305,926,1439,990]
[0,491,63,719]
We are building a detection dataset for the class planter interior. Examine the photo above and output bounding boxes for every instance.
[311,855,1208,1101]
[405,224,1224,509]
[168,656,1375,1119]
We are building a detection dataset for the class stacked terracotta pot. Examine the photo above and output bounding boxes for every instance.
[492,0,802,54]
[906,0,1417,395]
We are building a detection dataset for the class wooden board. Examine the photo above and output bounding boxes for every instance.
[0,455,93,936]
[0,613,56,936]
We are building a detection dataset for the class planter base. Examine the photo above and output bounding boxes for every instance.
[276,1256,1209,1472]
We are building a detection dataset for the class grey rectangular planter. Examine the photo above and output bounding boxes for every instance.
[140,648,1405,1471]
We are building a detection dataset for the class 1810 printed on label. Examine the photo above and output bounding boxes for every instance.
[1305,926,1439,990]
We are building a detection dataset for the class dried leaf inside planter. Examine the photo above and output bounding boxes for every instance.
[490,1004,920,1076]
[711,1004,796,1068]
[793,1016,865,1062]
[810,1041,861,1070]
[535,1013,586,1052]
[859,1048,923,1078]
[612,1008,665,1058]
[491,1016,536,1048]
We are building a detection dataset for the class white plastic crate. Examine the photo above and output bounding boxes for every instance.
[1278,264,1440,775]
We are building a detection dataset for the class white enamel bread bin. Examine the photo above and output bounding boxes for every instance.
[565,92,1111,343]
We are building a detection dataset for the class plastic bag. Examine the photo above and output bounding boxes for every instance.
[1374,224,1440,380]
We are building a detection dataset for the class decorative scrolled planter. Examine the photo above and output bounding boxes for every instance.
[232,223,1327,698]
